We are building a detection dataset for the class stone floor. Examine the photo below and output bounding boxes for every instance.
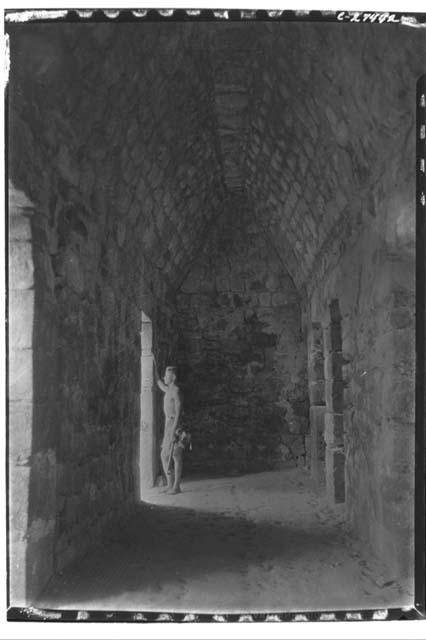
[37,468,412,614]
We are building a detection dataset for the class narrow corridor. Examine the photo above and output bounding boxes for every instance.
[37,468,410,613]
[6,16,423,612]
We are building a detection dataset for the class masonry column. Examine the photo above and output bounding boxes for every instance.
[9,180,60,605]
[8,185,35,605]
[324,300,345,504]
[140,312,155,496]
[308,322,326,485]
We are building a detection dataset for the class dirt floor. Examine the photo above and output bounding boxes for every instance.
[37,468,412,613]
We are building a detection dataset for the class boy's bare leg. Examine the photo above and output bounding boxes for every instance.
[160,448,174,490]
[168,448,183,494]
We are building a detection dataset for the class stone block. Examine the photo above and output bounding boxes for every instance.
[9,242,34,290]
[383,375,415,422]
[343,386,353,407]
[216,276,230,292]
[141,322,153,354]
[310,355,325,380]
[9,348,33,401]
[9,215,32,242]
[8,400,33,464]
[8,289,34,349]
[230,274,244,293]
[8,536,28,606]
[266,274,280,291]
[259,292,271,307]
[309,380,325,405]
[389,308,412,330]
[310,405,326,433]
[9,464,31,533]
[324,352,344,380]
[326,447,345,504]
[310,405,326,482]
[323,322,342,354]
[324,412,344,446]
[343,409,353,436]
[341,362,352,384]
[310,322,323,346]
[325,379,345,413]
[272,292,286,306]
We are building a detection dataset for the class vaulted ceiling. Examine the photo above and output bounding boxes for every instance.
[209,22,423,293]
[7,20,424,296]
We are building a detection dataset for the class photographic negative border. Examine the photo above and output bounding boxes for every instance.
[3,6,426,624]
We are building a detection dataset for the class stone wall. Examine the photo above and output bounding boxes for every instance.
[243,22,425,293]
[7,174,176,603]
[238,20,422,582]
[175,196,308,476]
[7,21,224,603]
[9,185,57,604]
[307,127,417,581]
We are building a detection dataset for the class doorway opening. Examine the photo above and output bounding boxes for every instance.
[309,322,326,486]
[139,311,156,500]
[324,299,345,504]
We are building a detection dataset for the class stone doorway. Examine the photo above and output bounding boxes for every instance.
[308,322,326,487]
[324,299,345,505]
[139,312,156,499]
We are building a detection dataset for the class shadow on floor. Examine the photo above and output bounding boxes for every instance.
[37,501,343,610]
[36,469,411,613]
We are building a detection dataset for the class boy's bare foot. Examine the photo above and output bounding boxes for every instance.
[167,487,182,495]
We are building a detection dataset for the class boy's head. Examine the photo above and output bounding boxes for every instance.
[164,366,177,385]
